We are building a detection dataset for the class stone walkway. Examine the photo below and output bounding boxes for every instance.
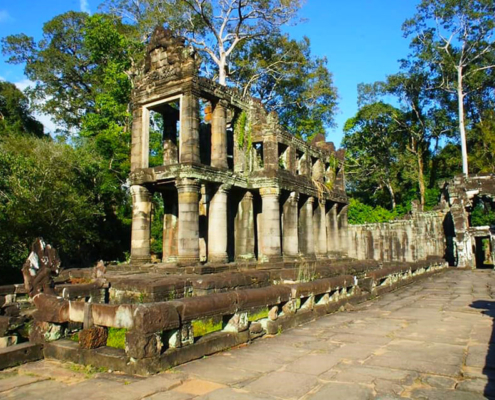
[1,269,495,399]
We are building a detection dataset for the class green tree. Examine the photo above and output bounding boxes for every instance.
[403,0,495,176]
[0,81,44,137]
[102,0,302,85]
[231,34,338,140]
[343,102,407,210]
[0,133,130,283]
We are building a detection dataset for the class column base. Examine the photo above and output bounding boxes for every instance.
[258,255,284,263]
[176,256,200,266]
[316,254,329,260]
[130,255,151,264]
[235,254,256,262]
[208,253,229,264]
[283,254,299,262]
[299,254,317,262]
[162,256,178,263]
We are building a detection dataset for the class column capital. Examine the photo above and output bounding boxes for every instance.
[307,196,315,204]
[217,183,232,194]
[259,187,279,198]
[130,185,152,201]
[176,178,201,193]
[289,191,299,202]
[243,191,254,200]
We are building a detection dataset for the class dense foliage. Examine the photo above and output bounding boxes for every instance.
[344,0,494,222]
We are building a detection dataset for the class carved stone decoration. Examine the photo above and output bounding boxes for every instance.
[22,238,61,297]
[137,26,201,87]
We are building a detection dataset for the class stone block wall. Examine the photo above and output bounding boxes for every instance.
[345,211,446,263]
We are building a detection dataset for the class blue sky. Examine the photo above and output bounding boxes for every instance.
[0,0,419,146]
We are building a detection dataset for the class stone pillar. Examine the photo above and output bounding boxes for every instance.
[263,136,278,172]
[299,153,311,177]
[176,178,200,264]
[235,192,255,261]
[314,199,328,259]
[211,101,228,169]
[299,197,315,257]
[326,203,339,256]
[286,146,297,174]
[283,192,299,259]
[162,107,179,165]
[130,185,152,263]
[208,184,229,263]
[180,91,200,163]
[162,191,178,262]
[130,106,149,171]
[259,187,282,262]
[338,205,349,258]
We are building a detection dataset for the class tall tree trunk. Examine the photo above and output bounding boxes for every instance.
[457,66,469,176]
[429,136,440,188]
[418,152,425,210]
[385,181,396,210]
[218,55,227,86]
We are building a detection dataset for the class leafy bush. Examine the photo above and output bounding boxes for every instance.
[471,202,495,227]
[347,198,398,225]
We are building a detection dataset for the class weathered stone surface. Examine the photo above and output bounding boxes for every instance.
[79,326,108,349]
[22,238,61,297]
[126,331,162,359]
[133,303,180,333]
[0,342,43,369]
[33,294,69,323]
[171,292,237,322]
[30,320,64,344]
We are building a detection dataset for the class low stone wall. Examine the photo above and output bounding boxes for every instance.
[31,259,446,374]
[346,211,446,263]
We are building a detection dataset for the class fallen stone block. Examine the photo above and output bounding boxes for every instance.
[79,326,108,349]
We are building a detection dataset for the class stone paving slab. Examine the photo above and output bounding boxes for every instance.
[3,269,495,399]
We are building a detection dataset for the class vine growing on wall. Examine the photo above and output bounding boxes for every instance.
[235,110,252,151]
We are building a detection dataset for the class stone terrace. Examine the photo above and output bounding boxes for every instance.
[2,268,495,399]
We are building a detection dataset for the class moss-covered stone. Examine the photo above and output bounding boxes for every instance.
[106,327,126,349]
[191,318,223,338]
[247,307,269,322]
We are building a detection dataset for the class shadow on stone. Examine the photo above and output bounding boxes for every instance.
[470,300,495,398]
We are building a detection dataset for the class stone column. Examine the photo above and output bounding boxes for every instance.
[176,178,200,264]
[263,136,278,172]
[259,187,282,262]
[338,205,349,258]
[162,191,178,262]
[180,92,200,163]
[162,107,179,165]
[283,192,299,259]
[299,197,315,257]
[211,101,228,169]
[314,199,328,259]
[326,203,339,256]
[130,185,152,263]
[208,184,229,263]
[286,146,297,174]
[130,106,149,171]
[235,192,255,261]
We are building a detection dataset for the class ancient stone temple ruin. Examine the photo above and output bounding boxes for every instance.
[0,28,450,374]
[128,27,348,266]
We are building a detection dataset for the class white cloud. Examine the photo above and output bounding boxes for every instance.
[80,0,91,14]
[11,79,64,135]
[13,78,32,92]
[0,10,13,23]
